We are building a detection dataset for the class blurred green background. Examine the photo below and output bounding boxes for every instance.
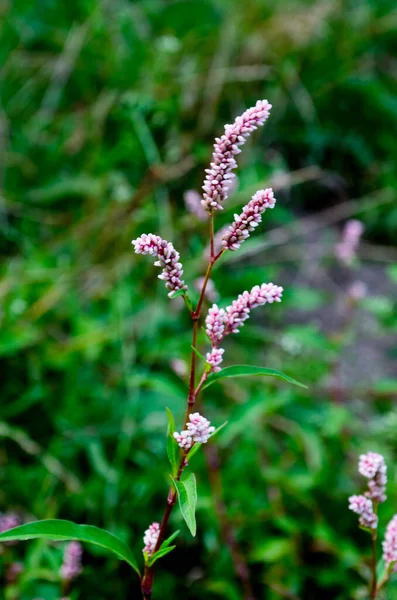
[1,0,397,598]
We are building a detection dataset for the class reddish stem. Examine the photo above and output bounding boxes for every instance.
[140,215,223,599]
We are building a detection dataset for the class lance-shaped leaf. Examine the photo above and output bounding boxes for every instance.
[172,474,197,537]
[202,365,306,390]
[0,520,140,576]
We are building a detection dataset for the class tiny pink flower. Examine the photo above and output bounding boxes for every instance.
[382,515,397,569]
[206,348,224,372]
[202,100,272,212]
[132,234,187,297]
[143,522,160,557]
[61,541,83,581]
[222,188,276,251]
[348,495,378,529]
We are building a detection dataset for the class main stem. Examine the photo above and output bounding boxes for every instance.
[141,215,222,599]
[370,532,378,600]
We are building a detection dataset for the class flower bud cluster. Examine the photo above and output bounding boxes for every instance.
[132,234,187,297]
[359,451,387,503]
[383,515,397,568]
[143,522,160,557]
[348,495,378,529]
[206,348,224,372]
[202,100,272,212]
[222,188,276,251]
[173,412,215,450]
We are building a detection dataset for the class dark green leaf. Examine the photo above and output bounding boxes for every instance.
[202,366,306,389]
[172,473,197,536]
[0,520,140,576]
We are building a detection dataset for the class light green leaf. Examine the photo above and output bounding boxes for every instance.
[168,289,187,299]
[172,473,197,537]
[202,365,306,389]
[148,545,176,566]
[191,345,206,362]
[0,520,140,576]
[166,407,179,476]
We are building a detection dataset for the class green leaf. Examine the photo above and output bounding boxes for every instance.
[148,545,176,566]
[209,421,228,439]
[0,520,140,576]
[166,407,179,476]
[172,473,197,537]
[160,530,180,549]
[191,345,206,362]
[202,365,307,390]
[168,289,187,299]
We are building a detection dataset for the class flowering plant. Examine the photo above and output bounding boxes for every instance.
[0,101,304,599]
[349,452,397,598]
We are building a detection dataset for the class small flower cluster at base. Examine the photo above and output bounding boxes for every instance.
[61,541,83,581]
[348,495,378,529]
[359,451,387,503]
[174,413,215,450]
[202,100,272,212]
[143,522,160,557]
[222,188,276,251]
[382,515,397,569]
[206,348,224,372]
[132,234,187,297]
[205,305,226,345]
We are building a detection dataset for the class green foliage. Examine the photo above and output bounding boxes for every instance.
[0,0,396,598]
[172,474,198,537]
[0,520,140,575]
[203,365,306,389]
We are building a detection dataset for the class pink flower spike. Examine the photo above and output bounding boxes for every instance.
[143,522,160,557]
[335,219,364,265]
[132,233,187,297]
[205,304,226,345]
[348,495,378,529]
[382,515,397,568]
[358,451,387,503]
[224,282,283,335]
[202,100,272,212]
[206,348,224,372]
[222,188,276,251]
[61,541,83,581]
